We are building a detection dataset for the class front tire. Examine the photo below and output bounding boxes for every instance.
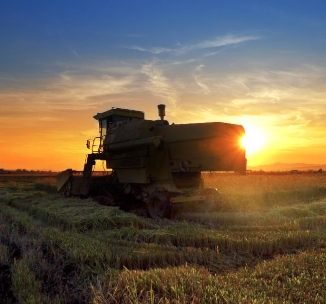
[146,191,172,219]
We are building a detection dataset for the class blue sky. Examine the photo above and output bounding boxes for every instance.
[2,1,325,78]
[1,1,326,170]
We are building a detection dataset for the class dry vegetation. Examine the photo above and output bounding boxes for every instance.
[0,173,326,303]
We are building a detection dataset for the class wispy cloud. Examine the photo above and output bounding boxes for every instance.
[129,46,174,54]
[130,33,260,55]
[70,49,82,59]
[141,62,179,108]
[188,34,260,51]
[0,60,180,119]
[1,54,325,145]
[192,65,210,94]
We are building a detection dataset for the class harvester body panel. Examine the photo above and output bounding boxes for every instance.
[102,119,246,184]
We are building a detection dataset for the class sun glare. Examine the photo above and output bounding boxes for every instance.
[241,125,266,155]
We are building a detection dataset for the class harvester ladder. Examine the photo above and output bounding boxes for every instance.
[92,136,103,153]
[80,154,96,197]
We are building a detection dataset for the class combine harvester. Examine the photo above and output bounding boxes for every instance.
[57,104,246,218]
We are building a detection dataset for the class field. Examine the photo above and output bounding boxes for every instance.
[1,172,326,303]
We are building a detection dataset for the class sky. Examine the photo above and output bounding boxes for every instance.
[1,0,326,171]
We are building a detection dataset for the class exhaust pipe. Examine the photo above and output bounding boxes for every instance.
[158,104,165,120]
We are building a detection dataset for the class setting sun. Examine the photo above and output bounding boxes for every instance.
[241,125,266,155]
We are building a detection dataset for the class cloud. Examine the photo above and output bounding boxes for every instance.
[141,62,179,108]
[2,53,326,168]
[0,59,181,121]
[188,34,260,51]
[71,49,82,59]
[129,33,260,55]
[1,53,325,140]
[129,46,174,54]
[0,68,143,119]
[192,65,210,95]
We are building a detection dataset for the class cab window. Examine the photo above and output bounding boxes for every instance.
[100,119,107,139]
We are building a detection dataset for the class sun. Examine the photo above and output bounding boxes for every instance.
[240,124,266,155]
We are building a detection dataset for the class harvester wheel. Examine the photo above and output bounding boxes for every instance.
[146,191,172,219]
[201,187,223,212]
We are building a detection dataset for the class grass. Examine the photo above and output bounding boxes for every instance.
[92,250,326,303]
[0,173,326,303]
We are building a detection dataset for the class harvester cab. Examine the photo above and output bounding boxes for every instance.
[86,108,145,153]
[57,104,247,218]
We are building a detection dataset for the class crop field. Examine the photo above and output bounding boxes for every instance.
[1,172,326,303]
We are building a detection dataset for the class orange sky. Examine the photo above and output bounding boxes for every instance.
[1,2,326,171]
[0,76,326,171]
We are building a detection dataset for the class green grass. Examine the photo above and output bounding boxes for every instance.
[1,174,326,303]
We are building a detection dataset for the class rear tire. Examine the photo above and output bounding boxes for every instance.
[201,187,223,212]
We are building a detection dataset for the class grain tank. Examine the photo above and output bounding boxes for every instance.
[57,104,246,218]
